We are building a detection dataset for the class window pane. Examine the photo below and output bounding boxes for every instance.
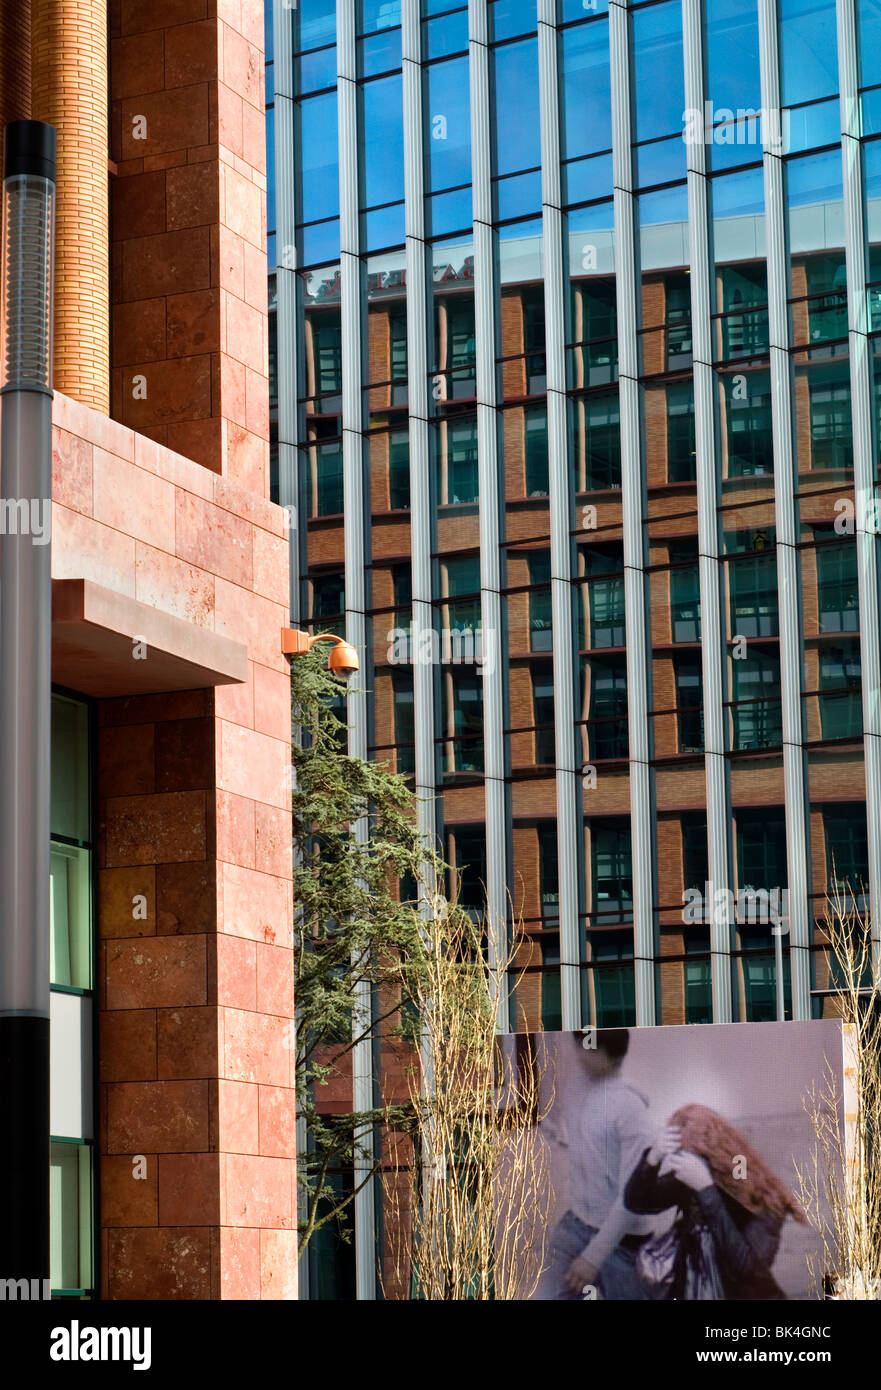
[559,19,611,162]
[492,39,541,176]
[50,845,92,990]
[426,57,472,192]
[51,695,90,843]
[50,1142,92,1293]
[631,1,685,145]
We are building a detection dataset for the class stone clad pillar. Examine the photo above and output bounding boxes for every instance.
[109,1,269,492]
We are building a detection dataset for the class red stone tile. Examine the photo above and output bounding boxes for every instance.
[99,722,156,797]
[113,297,167,366]
[256,943,294,1019]
[157,1004,219,1078]
[175,489,253,587]
[214,579,286,673]
[217,0,242,29]
[122,226,210,301]
[102,1153,159,1226]
[164,416,224,473]
[218,725,289,816]
[250,661,287,750]
[120,355,213,430]
[62,397,138,460]
[224,283,264,370]
[221,27,262,108]
[106,1079,210,1152]
[254,803,291,879]
[100,688,207,727]
[52,429,93,516]
[242,240,267,313]
[166,160,219,230]
[164,20,218,86]
[93,447,176,546]
[111,169,167,240]
[257,1085,296,1160]
[132,426,213,499]
[107,935,207,1009]
[218,861,291,950]
[107,1227,211,1299]
[222,1007,292,1087]
[157,860,216,934]
[222,1153,292,1228]
[218,85,243,158]
[241,100,266,177]
[239,0,264,51]
[120,86,210,161]
[111,31,165,98]
[155,715,214,791]
[216,224,244,296]
[214,662,253,728]
[245,364,268,438]
[213,475,283,535]
[215,932,257,1011]
[134,542,215,629]
[219,353,247,426]
[121,0,209,35]
[259,1228,298,1300]
[219,1226,260,1299]
[217,1077,259,1153]
[224,421,268,494]
[52,505,136,597]
[105,789,208,867]
[158,1153,221,1225]
[99,1009,158,1082]
[216,789,256,869]
[166,288,221,358]
[252,661,290,743]
[99,866,158,937]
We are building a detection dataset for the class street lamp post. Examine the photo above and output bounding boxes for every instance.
[0,119,56,1288]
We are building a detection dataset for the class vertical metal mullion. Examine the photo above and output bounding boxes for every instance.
[538,1,581,1029]
[682,0,733,1021]
[337,0,376,1300]
[609,0,656,1025]
[837,0,881,962]
[271,0,308,1302]
[468,0,508,989]
[273,0,303,626]
[403,0,438,858]
[758,0,811,1019]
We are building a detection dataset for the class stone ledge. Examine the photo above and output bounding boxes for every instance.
[52,577,248,696]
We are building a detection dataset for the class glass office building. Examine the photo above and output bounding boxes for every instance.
[266,0,881,1293]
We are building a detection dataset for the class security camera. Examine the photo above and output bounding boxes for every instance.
[327,640,360,677]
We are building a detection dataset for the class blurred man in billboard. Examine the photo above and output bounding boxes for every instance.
[538,1028,656,1300]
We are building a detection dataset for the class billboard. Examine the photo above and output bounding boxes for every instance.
[506,1020,847,1301]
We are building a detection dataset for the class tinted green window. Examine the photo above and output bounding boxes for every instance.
[50,1141,93,1296]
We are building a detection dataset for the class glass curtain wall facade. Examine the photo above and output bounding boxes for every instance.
[267,0,881,1295]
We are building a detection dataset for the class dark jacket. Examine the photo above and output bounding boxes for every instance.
[624,1148,786,1300]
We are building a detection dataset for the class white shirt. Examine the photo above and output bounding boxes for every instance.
[566,1074,657,1268]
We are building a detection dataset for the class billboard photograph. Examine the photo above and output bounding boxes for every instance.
[506,1020,847,1301]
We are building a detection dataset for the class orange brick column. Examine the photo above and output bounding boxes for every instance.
[0,0,31,131]
[31,0,110,412]
[110,0,269,492]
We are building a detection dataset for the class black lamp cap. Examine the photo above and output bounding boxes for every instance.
[4,121,56,182]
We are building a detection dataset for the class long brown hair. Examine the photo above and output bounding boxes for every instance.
[670,1103,808,1225]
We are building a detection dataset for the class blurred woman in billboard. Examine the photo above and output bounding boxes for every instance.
[623,1103,809,1300]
